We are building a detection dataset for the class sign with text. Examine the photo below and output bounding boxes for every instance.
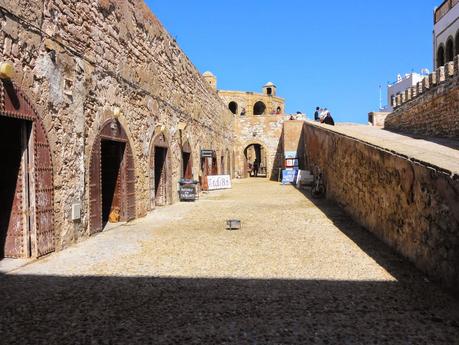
[207,175,232,191]
[281,169,298,185]
[201,149,214,158]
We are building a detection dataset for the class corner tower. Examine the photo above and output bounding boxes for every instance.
[203,71,217,90]
[263,82,277,96]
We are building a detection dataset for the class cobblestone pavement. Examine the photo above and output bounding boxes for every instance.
[1,179,459,344]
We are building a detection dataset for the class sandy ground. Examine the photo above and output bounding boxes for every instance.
[1,179,458,344]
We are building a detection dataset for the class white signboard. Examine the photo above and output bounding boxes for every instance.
[207,175,232,191]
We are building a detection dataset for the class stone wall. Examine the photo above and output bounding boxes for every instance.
[218,90,285,116]
[0,0,234,251]
[385,60,459,138]
[303,123,459,293]
[368,112,389,127]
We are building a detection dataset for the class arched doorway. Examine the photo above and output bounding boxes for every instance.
[89,119,136,234]
[253,101,266,115]
[446,38,454,63]
[228,101,238,115]
[437,45,445,67]
[150,131,171,208]
[182,140,193,179]
[244,143,268,178]
[0,80,55,258]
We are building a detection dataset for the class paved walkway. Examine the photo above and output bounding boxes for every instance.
[307,122,459,177]
[1,179,458,344]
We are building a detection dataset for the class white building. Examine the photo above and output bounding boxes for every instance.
[434,0,459,68]
[381,72,426,112]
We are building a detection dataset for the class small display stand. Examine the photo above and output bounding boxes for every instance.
[178,179,199,201]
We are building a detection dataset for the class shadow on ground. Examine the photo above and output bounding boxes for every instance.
[1,273,459,345]
[2,185,459,344]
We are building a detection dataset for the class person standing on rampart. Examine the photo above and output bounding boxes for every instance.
[314,107,320,121]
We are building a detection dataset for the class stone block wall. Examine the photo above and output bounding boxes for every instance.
[303,123,459,293]
[219,90,285,116]
[0,0,234,251]
[385,60,459,138]
[235,115,290,180]
[368,112,390,127]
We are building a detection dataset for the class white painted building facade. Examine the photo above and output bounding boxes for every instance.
[434,0,459,68]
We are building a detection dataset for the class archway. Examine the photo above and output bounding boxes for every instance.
[89,119,136,234]
[0,80,54,258]
[228,101,238,115]
[244,143,268,178]
[253,101,266,116]
[150,131,171,208]
[437,45,445,67]
[182,140,193,179]
[446,38,454,63]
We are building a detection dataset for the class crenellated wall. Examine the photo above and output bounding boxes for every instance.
[0,0,234,252]
[385,57,459,138]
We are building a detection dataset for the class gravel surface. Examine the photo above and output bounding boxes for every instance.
[1,179,458,344]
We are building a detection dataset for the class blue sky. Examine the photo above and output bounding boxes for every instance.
[146,0,439,123]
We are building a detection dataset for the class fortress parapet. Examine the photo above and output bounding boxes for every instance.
[385,55,459,138]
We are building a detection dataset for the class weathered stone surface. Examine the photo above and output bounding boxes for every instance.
[303,123,459,293]
[386,66,459,138]
[0,0,234,251]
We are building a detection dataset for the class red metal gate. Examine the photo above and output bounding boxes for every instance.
[123,144,136,221]
[33,121,55,257]
[0,80,55,258]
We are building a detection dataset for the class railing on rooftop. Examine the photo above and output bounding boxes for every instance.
[435,0,459,23]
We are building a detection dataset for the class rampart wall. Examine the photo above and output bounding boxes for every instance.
[302,122,459,293]
[385,58,459,138]
[0,0,234,251]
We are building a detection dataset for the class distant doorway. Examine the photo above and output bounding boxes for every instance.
[151,132,170,208]
[182,141,193,179]
[101,140,125,226]
[89,119,136,234]
[244,143,267,178]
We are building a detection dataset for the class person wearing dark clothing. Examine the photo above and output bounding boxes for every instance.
[322,112,335,126]
[314,107,320,121]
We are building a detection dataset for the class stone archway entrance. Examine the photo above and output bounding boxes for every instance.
[0,80,54,259]
[150,131,171,208]
[89,119,136,234]
[244,143,268,178]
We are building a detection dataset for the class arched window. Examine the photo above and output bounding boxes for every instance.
[437,45,445,67]
[228,101,238,115]
[253,101,266,116]
[446,38,454,63]
[455,31,459,56]
[266,88,272,95]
